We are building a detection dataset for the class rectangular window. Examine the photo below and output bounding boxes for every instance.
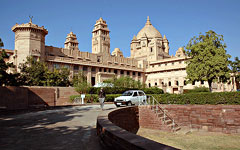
[74,65,79,70]
[83,66,88,71]
[184,80,187,86]
[201,80,204,85]
[99,68,102,72]
[53,64,60,69]
[91,67,96,72]
[104,68,107,72]
[108,69,111,73]
[127,71,130,75]
[192,81,195,85]
[121,70,124,74]
[114,69,117,74]
[133,72,136,76]
[138,72,141,76]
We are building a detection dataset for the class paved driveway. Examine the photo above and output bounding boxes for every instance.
[0,104,116,150]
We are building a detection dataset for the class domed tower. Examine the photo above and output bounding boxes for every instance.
[64,31,79,49]
[92,17,110,55]
[130,16,170,61]
[12,17,48,69]
[112,48,123,57]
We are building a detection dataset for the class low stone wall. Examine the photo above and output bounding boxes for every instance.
[162,105,240,134]
[0,86,56,110]
[97,107,178,150]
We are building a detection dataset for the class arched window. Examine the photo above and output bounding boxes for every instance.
[168,81,171,86]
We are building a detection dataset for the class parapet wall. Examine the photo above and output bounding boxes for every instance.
[162,105,240,134]
[97,106,178,150]
[97,105,240,149]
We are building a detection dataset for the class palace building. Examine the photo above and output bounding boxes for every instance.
[2,17,236,93]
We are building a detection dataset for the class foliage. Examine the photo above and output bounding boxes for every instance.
[0,38,3,48]
[70,94,122,102]
[73,71,90,94]
[185,30,231,92]
[184,86,210,94]
[142,87,164,94]
[0,43,20,86]
[104,76,145,88]
[44,68,70,86]
[152,92,240,105]
[19,57,70,86]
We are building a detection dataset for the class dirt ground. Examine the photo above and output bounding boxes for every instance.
[137,128,240,150]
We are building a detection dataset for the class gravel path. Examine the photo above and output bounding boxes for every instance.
[0,104,116,150]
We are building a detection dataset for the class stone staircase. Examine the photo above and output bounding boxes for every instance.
[147,96,181,132]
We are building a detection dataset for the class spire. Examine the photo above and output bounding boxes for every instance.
[132,35,137,41]
[146,16,152,25]
[163,35,167,40]
[29,15,33,23]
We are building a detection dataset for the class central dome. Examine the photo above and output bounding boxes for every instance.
[136,16,162,39]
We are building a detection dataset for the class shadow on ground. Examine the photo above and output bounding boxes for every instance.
[0,106,103,150]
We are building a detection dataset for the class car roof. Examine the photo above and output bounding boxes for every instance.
[125,90,144,92]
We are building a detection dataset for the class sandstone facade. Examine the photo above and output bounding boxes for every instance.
[1,17,237,93]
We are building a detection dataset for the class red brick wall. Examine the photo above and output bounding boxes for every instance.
[0,87,28,110]
[140,105,240,134]
[0,86,56,110]
[28,87,55,106]
[139,106,172,131]
[108,107,139,134]
[56,87,79,105]
[97,107,178,150]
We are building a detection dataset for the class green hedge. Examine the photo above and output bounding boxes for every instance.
[87,86,164,94]
[70,94,122,103]
[151,92,240,105]
[184,87,210,94]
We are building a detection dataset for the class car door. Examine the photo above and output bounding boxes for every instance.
[131,91,139,105]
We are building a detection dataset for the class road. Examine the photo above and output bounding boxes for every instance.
[0,104,116,150]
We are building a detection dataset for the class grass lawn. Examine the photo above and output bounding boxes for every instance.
[137,128,240,150]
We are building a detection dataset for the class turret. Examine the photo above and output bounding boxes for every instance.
[163,35,169,54]
[12,16,48,70]
[64,31,79,49]
[92,17,110,54]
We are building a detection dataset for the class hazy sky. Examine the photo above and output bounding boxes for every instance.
[1,0,239,59]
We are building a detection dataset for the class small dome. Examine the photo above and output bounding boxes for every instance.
[112,48,123,57]
[136,16,162,39]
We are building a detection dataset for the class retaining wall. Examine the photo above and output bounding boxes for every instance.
[97,106,178,150]
[162,105,240,134]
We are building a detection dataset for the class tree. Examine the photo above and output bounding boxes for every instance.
[185,30,231,92]
[19,57,48,86]
[103,76,144,88]
[73,71,90,94]
[0,38,3,48]
[230,57,240,90]
[19,57,70,86]
[0,39,20,86]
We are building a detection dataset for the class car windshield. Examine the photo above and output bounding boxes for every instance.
[122,91,133,96]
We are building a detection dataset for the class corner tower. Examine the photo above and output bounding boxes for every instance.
[12,17,48,68]
[92,17,110,54]
[64,31,79,49]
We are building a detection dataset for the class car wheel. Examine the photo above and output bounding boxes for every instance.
[127,101,132,106]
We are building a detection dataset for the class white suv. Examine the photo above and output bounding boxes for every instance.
[114,90,147,107]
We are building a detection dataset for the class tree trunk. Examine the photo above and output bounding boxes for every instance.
[208,80,212,92]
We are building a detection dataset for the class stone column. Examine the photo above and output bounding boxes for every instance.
[87,66,92,84]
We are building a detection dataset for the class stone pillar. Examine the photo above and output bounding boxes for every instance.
[87,66,92,84]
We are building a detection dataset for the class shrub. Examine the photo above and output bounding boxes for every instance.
[143,87,164,94]
[184,86,210,94]
[151,92,240,105]
[70,94,122,103]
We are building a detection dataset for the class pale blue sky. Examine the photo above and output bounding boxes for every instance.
[1,0,239,59]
